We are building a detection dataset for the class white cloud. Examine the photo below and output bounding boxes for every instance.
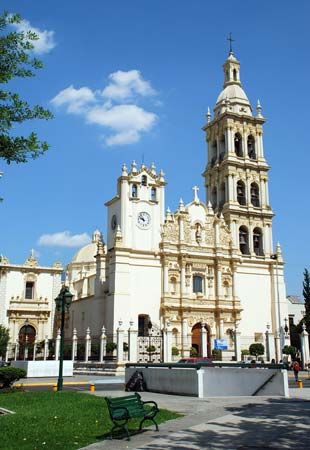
[38,231,91,248]
[12,18,56,55]
[51,70,159,146]
[51,85,96,114]
[102,70,156,100]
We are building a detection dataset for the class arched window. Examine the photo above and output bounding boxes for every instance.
[150,187,156,201]
[132,184,138,198]
[212,187,217,209]
[219,134,225,161]
[25,281,34,299]
[141,175,147,186]
[239,226,249,255]
[233,68,237,81]
[138,314,151,336]
[219,182,226,208]
[170,277,177,294]
[234,133,243,157]
[193,275,203,293]
[237,180,246,205]
[253,228,264,256]
[247,135,256,159]
[210,141,217,166]
[250,183,260,207]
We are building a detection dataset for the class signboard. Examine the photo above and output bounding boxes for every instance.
[214,338,228,350]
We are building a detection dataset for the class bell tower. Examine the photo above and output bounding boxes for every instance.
[203,49,274,258]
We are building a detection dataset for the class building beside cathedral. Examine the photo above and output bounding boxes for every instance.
[0,252,62,354]
[67,50,289,362]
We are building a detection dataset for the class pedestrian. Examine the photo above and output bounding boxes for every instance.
[292,360,301,382]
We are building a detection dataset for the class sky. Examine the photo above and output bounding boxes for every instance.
[0,0,309,296]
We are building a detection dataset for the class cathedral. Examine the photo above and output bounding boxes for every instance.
[66,49,289,362]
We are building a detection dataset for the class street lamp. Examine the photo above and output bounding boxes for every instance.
[147,320,153,363]
[55,286,73,391]
[271,253,282,362]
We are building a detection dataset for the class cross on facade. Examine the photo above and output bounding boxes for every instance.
[192,185,200,204]
[227,32,234,54]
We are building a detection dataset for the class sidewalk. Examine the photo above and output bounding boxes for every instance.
[80,387,310,450]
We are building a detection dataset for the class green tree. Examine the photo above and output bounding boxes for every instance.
[297,268,310,334]
[0,12,52,165]
[249,343,264,359]
[0,325,10,358]
[282,345,297,359]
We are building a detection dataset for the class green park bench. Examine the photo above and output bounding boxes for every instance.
[105,393,159,440]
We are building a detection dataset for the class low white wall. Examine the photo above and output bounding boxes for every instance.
[125,366,289,398]
[126,367,199,396]
[11,361,73,377]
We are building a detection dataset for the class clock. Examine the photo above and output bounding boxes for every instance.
[111,214,117,230]
[137,211,151,229]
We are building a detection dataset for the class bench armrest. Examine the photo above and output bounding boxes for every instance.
[142,400,158,410]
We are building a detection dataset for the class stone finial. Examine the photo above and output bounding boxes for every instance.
[256,99,263,118]
[96,237,105,256]
[159,169,165,182]
[101,325,106,335]
[121,163,128,176]
[53,261,62,269]
[192,186,200,205]
[131,160,137,173]
[276,241,282,259]
[92,229,102,243]
[206,107,211,123]
[150,162,156,175]
[207,201,214,215]
[24,249,38,267]
[129,320,134,328]
[178,198,185,212]
[114,225,123,245]
[86,327,91,337]
[0,255,9,264]
[118,319,123,328]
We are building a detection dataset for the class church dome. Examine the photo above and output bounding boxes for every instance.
[71,242,97,264]
[216,84,250,105]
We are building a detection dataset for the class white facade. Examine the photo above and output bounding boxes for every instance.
[66,50,289,362]
[0,252,62,344]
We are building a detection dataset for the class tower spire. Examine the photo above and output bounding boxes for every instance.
[227,32,235,55]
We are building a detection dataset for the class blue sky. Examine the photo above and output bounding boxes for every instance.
[1,0,309,296]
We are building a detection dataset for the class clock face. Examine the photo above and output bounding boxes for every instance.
[137,211,151,229]
[111,214,117,230]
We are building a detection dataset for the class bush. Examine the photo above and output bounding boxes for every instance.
[0,367,26,389]
[106,342,117,354]
[249,343,264,358]
[282,345,297,358]
[212,349,222,360]
[190,347,198,357]
[172,346,179,356]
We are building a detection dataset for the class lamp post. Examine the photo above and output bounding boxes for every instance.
[55,286,73,391]
[148,320,153,363]
[23,318,30,361]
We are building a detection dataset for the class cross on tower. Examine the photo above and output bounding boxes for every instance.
[227,32,234,54]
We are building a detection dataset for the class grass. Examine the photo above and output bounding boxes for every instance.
[0,390,181,450]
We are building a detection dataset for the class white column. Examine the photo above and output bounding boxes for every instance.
[246,178,251,205]
[33,339,37,361]
[259,132,264,158]
[163,322,172,362]
[117,321,124,363]
[216,265,222,297]
[234,322,241,362]
[121,178,128,246]
[55,329,61,361]
[260,178,266,207]
[265,179,270,206]
[128,321,138,363]
[99,326,107,362]
[201,325,208,357]
[181,263,186,296]
[85,327,91,362]
[179,217,184,242]
[164,263,169,294]
[182,319,190,357]
[72,328,77,361]
[249,225,254,255]
[219,319,224,339]
[14,340,19,361]
[44,336,49,361]
[300,324,310,369]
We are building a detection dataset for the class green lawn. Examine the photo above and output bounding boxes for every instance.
[0,391,181,450]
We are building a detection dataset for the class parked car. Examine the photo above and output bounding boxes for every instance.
[177,357,213,364]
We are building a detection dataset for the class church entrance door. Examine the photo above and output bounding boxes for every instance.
[191,323,211,357]
[18,324,36,360]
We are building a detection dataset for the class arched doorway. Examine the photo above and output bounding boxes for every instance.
[18,323,36,360]
[191,323,211,357]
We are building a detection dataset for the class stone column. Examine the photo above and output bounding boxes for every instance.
[117,320,124,363]
[44,336,49,361]
[216,264,222,297]
[234,322,241,362]
[260,178,266,207]
[14,340,19,361]
[265,179,270,206]
[201,325,208,357]
[219,319,224,339]
[128,321,138,363]
[72,328,77,361]
[163,262,169,294]
[85,327,91,362]
[33,339,37,361]
[99,326,107,362]
[163,322,172,362]
[300,324,310,370]
[181,319,190,358]
[55,329,61,361]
